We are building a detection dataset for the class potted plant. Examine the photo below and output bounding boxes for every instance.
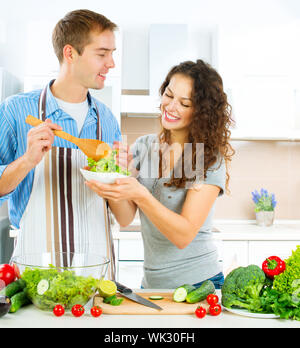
[251,188,277,227]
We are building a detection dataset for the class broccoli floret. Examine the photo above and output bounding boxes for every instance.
[221,267,244,296]
[221,293,252,310]
[235,265,266,299]
[221,265,266,313]
[221,293,262,313]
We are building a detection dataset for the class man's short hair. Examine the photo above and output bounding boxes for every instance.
[52,9,117,63]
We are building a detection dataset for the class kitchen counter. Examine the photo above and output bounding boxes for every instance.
[0,290,299,329]
[115,220,300,241]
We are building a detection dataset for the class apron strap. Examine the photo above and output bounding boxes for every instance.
[39,81,102,141]
[104,200,116,281]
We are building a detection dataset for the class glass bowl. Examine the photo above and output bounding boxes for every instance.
[11,252,110,311]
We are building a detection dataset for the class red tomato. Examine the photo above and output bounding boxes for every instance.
[206,294,219,306]
[71,304,85,317]
[209,304,222,316]
[195,306,206,319]
[91,306,103,318]
[53,305,65,317]
[0,264,15,286]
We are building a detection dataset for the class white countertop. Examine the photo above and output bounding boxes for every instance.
[114,220,300,241]
[0,290,299,329]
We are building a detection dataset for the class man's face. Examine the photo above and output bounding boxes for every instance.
[72,30,116,90]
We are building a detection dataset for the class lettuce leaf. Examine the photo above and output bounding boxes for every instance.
[87,150,131,176]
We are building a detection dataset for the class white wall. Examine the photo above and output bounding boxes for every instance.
[0,0,298,90]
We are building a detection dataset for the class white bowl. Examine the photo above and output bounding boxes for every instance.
[80,168,128,184]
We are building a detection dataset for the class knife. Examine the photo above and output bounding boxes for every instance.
[115,281,163,311]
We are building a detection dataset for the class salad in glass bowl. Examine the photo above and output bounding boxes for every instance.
[80,150,131,184]
[11,253,109,311]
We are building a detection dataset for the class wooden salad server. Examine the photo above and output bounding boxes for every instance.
[25,115,112,161]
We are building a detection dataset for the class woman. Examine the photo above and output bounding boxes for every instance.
[86,59,235,289]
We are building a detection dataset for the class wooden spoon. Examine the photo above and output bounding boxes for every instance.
[25,115,112,161]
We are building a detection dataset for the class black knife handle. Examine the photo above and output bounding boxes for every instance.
[115,281,132,294]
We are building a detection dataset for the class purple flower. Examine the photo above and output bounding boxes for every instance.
[251,188,277,211]
[271,193,277,209]
[251,190,261,204]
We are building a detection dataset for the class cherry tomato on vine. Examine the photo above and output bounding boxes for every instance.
[91,306,103,318]
[206,294,219,306]
[53,305,65,317]
[209,304,222,316]
[71,304,85,317]
[195,306,206,319]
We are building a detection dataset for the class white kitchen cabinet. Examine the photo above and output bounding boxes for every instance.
[117,261,144,289]
[118,239,144,261]
[220,241,249,276]
[113,222,300,288]
[248,241,300,267]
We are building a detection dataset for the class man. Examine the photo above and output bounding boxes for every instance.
[0,10,120,272]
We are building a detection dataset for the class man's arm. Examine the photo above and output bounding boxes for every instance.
[0,119,62,197]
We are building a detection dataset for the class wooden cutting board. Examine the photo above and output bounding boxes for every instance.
[93,292,206,315]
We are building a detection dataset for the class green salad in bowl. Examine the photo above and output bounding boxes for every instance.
[11,253,109,311]
[80,150,131,184]
[88,150,130,176]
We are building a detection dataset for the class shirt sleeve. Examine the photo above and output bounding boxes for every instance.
[114,120,122,143]
[204,157,226,197]
[0,99,18,205]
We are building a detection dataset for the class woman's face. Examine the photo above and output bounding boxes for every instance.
[161,73,194,133]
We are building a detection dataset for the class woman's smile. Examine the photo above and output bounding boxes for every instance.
[161,74,194,132]
[163,110,181,123]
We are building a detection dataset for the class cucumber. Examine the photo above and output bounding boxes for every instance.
[149,296,164,300]
[0,279,26,298]
[9,290,31,313]
[173,284,196,303]
[186,280,215,304]
[37,279,49,295]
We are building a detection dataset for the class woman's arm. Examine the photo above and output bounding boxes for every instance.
[135,184,220,249]
[107,199,137,228]
[85,178,146,228]
[86,177,220,249]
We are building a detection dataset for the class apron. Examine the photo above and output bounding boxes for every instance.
[11,81,116,279]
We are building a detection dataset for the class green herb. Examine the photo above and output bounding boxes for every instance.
[21,266,98,310]
[87,150,130,176]
[260,287,300,321]
[103,294,124,306]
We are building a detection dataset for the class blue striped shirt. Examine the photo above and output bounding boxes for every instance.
[0,83,122,228]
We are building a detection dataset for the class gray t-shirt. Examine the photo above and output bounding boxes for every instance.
[132,134,226,289]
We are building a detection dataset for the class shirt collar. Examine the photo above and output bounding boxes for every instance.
[44,81,99,121]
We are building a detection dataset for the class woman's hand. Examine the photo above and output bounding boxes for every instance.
[85,177,149,204]
[112,141,133,172]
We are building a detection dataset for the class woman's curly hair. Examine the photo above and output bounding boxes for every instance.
[158,59,235,193]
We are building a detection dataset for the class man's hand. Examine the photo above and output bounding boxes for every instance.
[23,119,62,169]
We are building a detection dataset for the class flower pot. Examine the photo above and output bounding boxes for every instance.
[255,211,275,227]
